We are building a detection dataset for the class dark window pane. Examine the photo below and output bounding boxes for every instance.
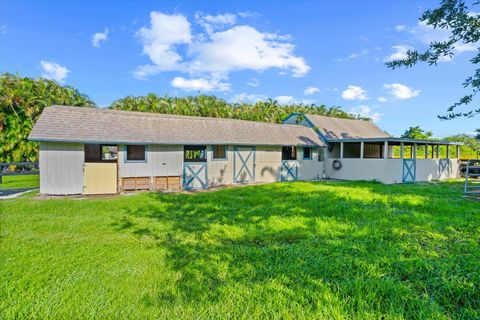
[213,145,226,159]
[282,146,297,160]
[303,147,312,159]
[85,144,101,162]
[126,145,146,161]
[184,145,207,162]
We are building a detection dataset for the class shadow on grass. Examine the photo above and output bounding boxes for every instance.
[112,181,480,318]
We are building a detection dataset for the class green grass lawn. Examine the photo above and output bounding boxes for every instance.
[0,175,39,189]
[1,181,479,319]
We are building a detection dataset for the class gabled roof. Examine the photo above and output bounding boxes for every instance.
[29,106,325,147]
[301,114,389,140]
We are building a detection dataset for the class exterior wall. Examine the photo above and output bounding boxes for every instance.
[207,145,325,186]
[297,147,324,180]
[283,115,313,128]
[416,158,460,181]
[207,145,233,187]
[325,158,460,184]
[39,142,84,194]
[118,144,183,178]
[255,146,282,183]
[325,159,400,184]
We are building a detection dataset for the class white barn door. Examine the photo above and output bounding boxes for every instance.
[234,146,256,183]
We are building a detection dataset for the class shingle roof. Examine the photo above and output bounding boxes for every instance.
[29,106,325,147]
[304,114,389,140]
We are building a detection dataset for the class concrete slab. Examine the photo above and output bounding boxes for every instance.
[0,188,38,199]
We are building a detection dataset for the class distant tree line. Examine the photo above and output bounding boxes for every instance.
[0,73,94,162]
[0,73,357,162]
[1,72,478,162]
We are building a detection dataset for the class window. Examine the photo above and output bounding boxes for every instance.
[85,144,117,162]
[303,147,312,160]
[282,146,297,160]
[184,145,207,162]
[213,145,227,160]
[125,145,146,162]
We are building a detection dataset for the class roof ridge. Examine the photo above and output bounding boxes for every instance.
[304,113,372,122]
[49,105,304,129]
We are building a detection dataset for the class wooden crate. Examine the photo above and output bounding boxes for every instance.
[122,177,151,191]
[154,176,181,191]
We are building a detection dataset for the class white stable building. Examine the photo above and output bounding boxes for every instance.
[28,106,462,195]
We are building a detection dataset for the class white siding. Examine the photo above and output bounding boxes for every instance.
[255,146,282,183]
[207,145,233,187]
[325,158,460,184]
[39,142,84,195]
[297,147,324,181]
[118,144,183,178]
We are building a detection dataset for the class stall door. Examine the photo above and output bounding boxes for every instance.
[281,160,298,181]
[234,146,256,183]
[183,162,208,190]
[439,159,451,178]
[402,159,416,183]
[83,162,117,194]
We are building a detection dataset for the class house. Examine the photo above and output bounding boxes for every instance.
[28,106,462,195]
[284,113,462,184]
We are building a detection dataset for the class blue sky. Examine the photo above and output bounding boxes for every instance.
[1,0,478,137]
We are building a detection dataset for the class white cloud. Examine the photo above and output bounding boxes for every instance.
[237,11,259,18]
[134,11,310,88]
[304,86,319,95]
[336,49,370,62]
[405,20,478,61]
[247,78,260,87]
[170,77,230,92]
[349,49,369,59]
[384,45,413,62]
[394,25,406,32]
[188,25,309,77]
[91,28,109,48]
[135,11,192,77]
[275,95,297,105]
[195,13,236,33]
[40,60,69,83]
[384,83,420,100]
[377,96,387,102]
[230,93,267,103]
[350,105,382,122]
[341,85,368,100]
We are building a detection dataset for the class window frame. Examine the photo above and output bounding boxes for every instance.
[212,145,228,161]
[124,145,147,163]
[302,146,313,160]
[84,144,118,163]
[184,145,207,163]
[281,146,297,161]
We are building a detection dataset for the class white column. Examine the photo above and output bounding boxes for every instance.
[446,145,450,158]
[413,143,417,159]
[456,146,460,159]
[400,142,404,159]
[360,141,364,159]
[340,142,344,159]
[383,141,388,159]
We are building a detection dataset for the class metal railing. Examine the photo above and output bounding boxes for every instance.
[0,162,39,184]
[464,159,480,199]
